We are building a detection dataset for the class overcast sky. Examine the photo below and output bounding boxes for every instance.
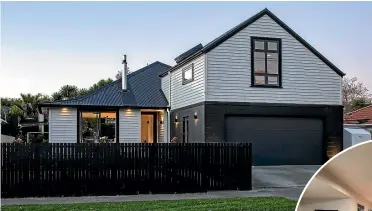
[1,2,372,98]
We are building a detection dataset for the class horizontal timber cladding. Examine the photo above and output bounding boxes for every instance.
[49,107,77,143]
[206,14,342,105]
[161,74,170,103]
[1,143,252,198]
[204,102,344,163]
[169,55,205,110]
[170,103,205,143]
[119,108,141,143]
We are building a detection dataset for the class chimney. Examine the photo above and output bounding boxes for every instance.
[122,55,128,91]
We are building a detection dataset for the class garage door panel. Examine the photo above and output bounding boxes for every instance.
[226,116,323,165]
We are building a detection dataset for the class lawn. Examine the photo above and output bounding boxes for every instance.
[2,197,296,211]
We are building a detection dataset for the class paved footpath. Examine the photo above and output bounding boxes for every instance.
[1,187,303,206]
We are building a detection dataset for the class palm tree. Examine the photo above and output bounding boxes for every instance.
[14,93,49,119]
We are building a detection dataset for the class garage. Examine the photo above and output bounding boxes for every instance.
[225,116,324,165]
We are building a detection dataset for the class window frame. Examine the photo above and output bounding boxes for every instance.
[182,63,194,85]
[250,37,282,88]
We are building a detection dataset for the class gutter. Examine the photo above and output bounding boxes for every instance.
[344,124,372,127]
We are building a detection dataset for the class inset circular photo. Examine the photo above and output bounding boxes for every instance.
[296,140,372,211]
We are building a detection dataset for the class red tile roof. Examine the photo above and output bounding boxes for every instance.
[344,105,372,124]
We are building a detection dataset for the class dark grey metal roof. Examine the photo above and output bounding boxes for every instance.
[161,8,345,77]
[174,44,203,64]
[39,61,171,108]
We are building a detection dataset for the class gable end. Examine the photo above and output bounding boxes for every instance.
[203,8,345,77]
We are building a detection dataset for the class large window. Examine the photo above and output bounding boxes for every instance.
[182,64,194,85]
[251,37,282,87]
[79,111,117,143]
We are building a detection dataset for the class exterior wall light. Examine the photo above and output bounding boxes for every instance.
[194,113,198,120]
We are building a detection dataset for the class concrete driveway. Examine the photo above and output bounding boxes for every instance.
[252,165,320,189]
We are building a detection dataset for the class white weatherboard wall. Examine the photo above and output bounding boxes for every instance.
[163,110,169,143]
[169,55,205,110]
[206,14,342,105]
[161,74,170,103]
[49,107,77,143]
[157,112,165,143]
[119,109,141,143]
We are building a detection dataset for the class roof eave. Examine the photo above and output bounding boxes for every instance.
[38,103,169,109]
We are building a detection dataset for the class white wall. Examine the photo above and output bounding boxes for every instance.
[299,170,372,211]
[157,111,165,143]
[318,171,372,210]
[119,108,141,143]
[1,134,15,143]
[206,14,342,105]
[49,107,77,143]
[161,74,170,104]
[168,55,205,110]
[299,199,355,211]
[163,110,169,143]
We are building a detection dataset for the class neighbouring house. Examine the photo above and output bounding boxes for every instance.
[297,142,372,211]
[344,105,372,134]
[39,8,345,165]
[344,105,372,124]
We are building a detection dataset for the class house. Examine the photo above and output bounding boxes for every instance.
[297,142,372,211]
[39,8,345,165]
[344,105,372,134]
[344,105,372,124]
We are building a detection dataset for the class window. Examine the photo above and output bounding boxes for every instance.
[79,111,117,143]
[182,64,194,84]
[251,37,281,87]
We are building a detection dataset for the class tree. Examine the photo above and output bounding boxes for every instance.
[342,77,372,113]
[89,78,113,91]
[52,85,79,101]
[115,67,130,80]
[351,98,371,111]
[13,93,49,119]
[115,71,122,80]
[78,88,90,96]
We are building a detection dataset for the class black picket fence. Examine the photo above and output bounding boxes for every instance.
[1,143,252,198]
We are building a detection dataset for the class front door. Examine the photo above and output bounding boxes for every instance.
[141,113,157,143]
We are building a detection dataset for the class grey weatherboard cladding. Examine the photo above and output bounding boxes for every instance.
[39,61,171,108]
[160,8,345,77]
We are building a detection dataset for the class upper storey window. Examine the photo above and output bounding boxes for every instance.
[251,37,282,87]
[182,63,194,85]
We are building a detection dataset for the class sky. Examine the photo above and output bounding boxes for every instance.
[1,1,372,98]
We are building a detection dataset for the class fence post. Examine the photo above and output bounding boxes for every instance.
[148,143,156,193]
[248,143,252,190]
[34,144,41,196]
[201,143,209,192]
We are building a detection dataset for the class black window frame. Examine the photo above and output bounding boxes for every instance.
[182,63,194,85]
[251,37,282,88]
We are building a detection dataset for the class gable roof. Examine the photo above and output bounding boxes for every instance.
[344,105,372,124]
[161,8,345,77]
[39,61,171,108]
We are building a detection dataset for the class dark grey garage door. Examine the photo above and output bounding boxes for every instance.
[226,116,323,165]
